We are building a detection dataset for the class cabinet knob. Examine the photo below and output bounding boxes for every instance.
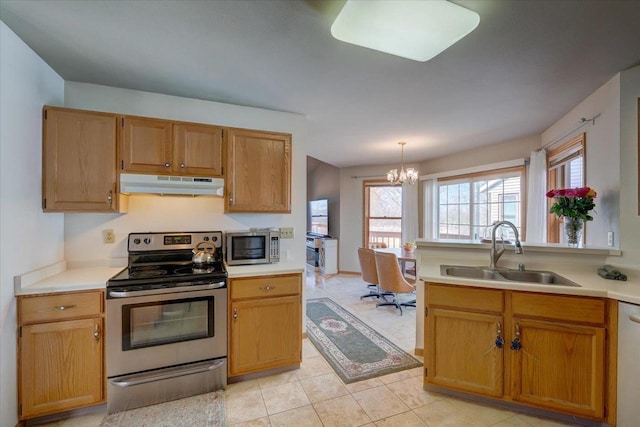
[107,190,113,207]
[94,323,100,342]
[180,163,185,168]
[54,304,76,311]
[233,307,238,320]
[260,285,275,291]
[164,162,171,168]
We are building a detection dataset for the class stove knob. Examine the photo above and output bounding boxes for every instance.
[211,236,218,242]
[203,237,209,241]
[133,238,141,245]
[144,238,151,245]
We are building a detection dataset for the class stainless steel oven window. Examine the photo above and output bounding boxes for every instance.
[122,296,214,350]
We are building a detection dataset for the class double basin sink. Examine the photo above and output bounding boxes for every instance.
[440,265,581,287]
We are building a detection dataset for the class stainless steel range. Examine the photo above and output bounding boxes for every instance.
[106,231,227,413]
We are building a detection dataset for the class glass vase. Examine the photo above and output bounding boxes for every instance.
[563,217,584,247]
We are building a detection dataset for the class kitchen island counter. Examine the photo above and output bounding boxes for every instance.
[419,260,640,304]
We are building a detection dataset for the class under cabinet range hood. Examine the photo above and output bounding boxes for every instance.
[120,173,224,197]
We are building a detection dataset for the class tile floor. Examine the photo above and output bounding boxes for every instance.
[32,270,578,427]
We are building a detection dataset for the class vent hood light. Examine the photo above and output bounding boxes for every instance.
[120,173,224,197]
[331,0,480,62]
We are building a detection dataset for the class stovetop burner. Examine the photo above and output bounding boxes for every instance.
[107,231,227,288]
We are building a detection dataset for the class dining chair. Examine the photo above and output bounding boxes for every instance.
[357,248,390,300]
[374,251,416,315]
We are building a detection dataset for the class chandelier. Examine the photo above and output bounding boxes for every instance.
[387,142,419,185]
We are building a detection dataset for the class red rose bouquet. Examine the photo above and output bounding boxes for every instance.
[546,187,597,221]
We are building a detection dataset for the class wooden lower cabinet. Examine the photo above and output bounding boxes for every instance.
[425,283,612,423]
[228,274,302,377]
[18,290,105,420]
[510,318,605,418]
[428,308,504,397]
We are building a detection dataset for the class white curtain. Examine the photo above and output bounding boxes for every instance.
[525,150,547,243]
[421,179,436,240]
[402,181,419,244]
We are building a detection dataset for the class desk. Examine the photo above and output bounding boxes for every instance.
[374,247,416,276]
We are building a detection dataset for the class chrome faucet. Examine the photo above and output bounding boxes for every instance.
[489,221,523,269]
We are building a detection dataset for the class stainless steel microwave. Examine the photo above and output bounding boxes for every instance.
[225,229,280,265]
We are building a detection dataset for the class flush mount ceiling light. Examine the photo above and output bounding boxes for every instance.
[387,142,418,185]
[331,0,480,62]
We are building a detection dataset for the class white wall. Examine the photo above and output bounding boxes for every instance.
[63,83,307,265]
[615,65,640,267]
[338,162,418,272]
[419,134,541,175]
[541,75,621,247]
[339,136,540,273]
[0,21,65,427]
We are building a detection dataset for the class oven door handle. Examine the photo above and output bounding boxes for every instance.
[111,359,225,387]
[108,281,226,298]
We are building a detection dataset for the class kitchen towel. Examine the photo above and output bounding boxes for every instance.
[597,265,627,281]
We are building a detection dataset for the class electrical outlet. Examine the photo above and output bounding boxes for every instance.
[279,227,294,239]
[607,231,614,247]
[103,229,115,244]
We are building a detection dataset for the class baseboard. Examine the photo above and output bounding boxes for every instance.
[338,271,361,275]
[414,348,424,356]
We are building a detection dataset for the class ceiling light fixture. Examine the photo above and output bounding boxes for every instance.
[387,142,418,185]
[331,0,480,62]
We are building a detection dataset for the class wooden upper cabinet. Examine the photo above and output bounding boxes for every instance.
[225,128,291,213]
[121,116,223,177]
[121,116,172,174]
[173,123,223,176]
[43,106,119,212]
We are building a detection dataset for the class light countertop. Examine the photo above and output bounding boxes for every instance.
[14,260,305,296]
[14,261,124,296]
[418,256,640,304]
[226,261,305,278]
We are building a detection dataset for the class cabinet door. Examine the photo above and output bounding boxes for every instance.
[225,128,291,213]
[121,116,172,173]
[43,107,118,212]
[19,318,104,419]
[510,318,605,418]
[173,123,223,176]
[426,308,504,397]
[229,295,301,376]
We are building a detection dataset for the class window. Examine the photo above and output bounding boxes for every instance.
[546,133,585,243]
[363,180,402,248]
[437,167,525,241]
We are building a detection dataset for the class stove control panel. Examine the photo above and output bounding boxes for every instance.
[128,231,223,252]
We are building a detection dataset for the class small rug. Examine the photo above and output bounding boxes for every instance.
[101,390,225,427]
[306,297,422,384]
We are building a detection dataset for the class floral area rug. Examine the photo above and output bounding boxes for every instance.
[100,390,225,427]
[306,297,422,384]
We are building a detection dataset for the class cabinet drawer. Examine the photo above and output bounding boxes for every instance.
[511,292,606,324]
[19,291,103,324]
[230,274,301,300]
[426,283,503,313]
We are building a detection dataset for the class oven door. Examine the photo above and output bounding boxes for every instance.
[106,284,227,378]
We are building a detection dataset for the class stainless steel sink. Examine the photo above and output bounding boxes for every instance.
[440,265,581,287]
